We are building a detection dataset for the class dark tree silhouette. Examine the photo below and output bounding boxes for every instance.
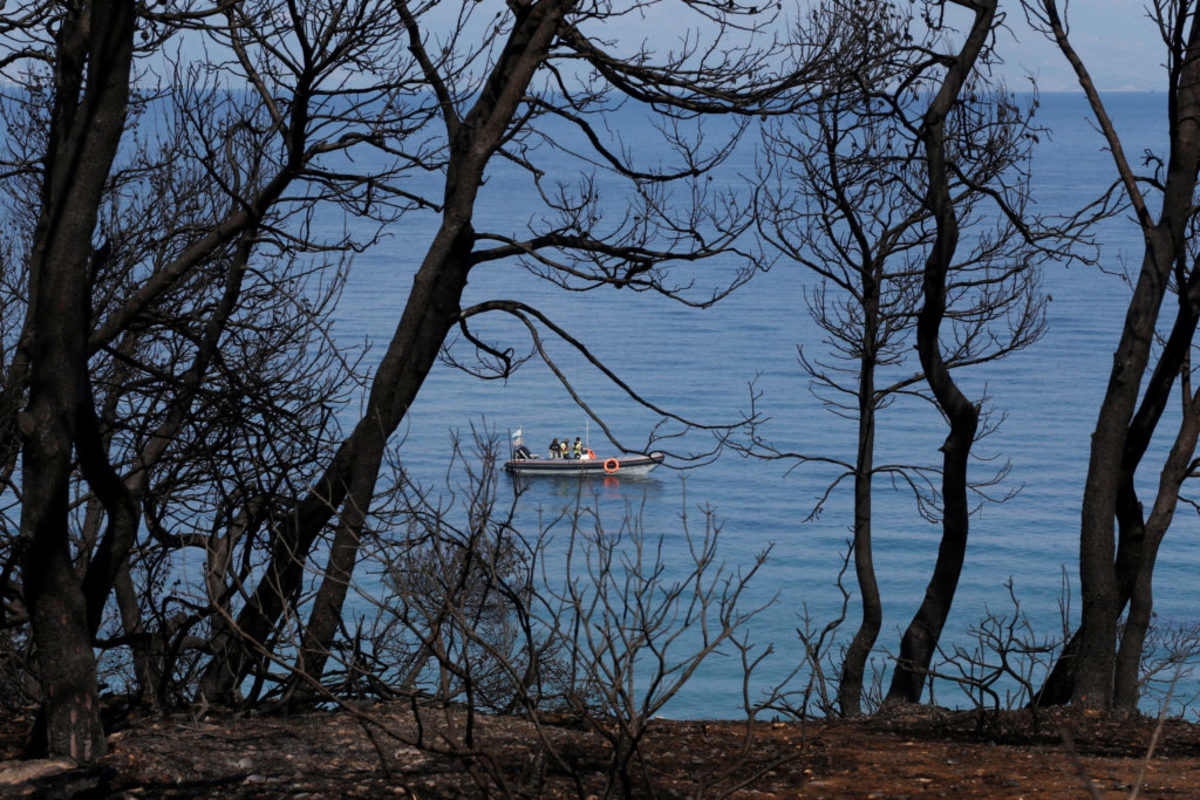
[15,0,135,761]
[751,0,1056,714]
[1025,0,1200,713]
[0,0,845,758]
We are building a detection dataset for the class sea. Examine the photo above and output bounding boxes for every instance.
[322,91,1200,719]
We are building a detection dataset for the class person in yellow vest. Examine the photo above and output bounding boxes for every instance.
[573,438,583,458]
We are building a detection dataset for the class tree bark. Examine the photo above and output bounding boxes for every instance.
[1114,374,1200,712]
[1032,0,1200,710]
[885,0,990,705]
[836,310,880,717]
[1075,240,1172,708]
[201,0,578,701]
[291,218,475,691]
[20,0,135,760]
[1037,271,1200,707]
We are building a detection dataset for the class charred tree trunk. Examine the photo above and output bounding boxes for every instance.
[1114,374,1200,711]
[20,0,135,760]
[885,0,990,705]
[296,0,579,689]
[1031,0,1200,710]
[1037,276,1200,706]
[291,220,475,691]
[1075,238,1172,708]
[1111,276,1200,710]
[200,0,578,701]
[836,316,880,717]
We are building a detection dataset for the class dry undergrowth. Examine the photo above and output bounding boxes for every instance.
[3,702,1200,798]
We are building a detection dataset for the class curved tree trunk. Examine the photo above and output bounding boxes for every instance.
[291,221,474,692]
[1038,278,1200,706]
[884,0,990,705]
[1114,373,1200,712]
[836,320,880,717]
[1075,239,1171,708]
[1033,0,1200,711]
[292,0,580,695]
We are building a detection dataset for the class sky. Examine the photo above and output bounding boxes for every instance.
[999,1,1163,92]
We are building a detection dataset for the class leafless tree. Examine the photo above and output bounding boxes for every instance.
[1025,0,1200,712]
[1,0,435,750]
[749,0,1061,715]
[193,430,782,796]
[924,578,1063,736]
[191,0,846,709]
[4,0,137,761]
[0,0,853,760]
[363,433,777,799]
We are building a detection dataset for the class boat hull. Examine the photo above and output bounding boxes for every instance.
[504,452,664,477]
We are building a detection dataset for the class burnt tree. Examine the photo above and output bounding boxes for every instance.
[1026,0,1200,712]
[754,0,1054,714]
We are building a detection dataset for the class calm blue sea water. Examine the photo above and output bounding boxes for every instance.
[330,92,1200,718]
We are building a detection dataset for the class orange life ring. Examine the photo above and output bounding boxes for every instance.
[586,449,596,460]
[603,458,619,474]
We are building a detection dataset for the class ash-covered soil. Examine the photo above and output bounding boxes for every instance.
[4,701,1200,797]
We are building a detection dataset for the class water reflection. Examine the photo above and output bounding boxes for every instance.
[507,472,665,502]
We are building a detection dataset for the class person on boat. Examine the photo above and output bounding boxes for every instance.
[512,430,532,460]
[549,438,560,459]
[573,438,583,458]
[564,435,574,458]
